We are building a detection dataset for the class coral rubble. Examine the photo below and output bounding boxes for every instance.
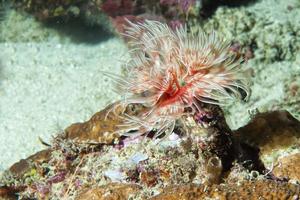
[1,102,300,199]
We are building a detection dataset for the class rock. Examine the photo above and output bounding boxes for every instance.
[273,153,300,182]
[151,180,300,200]
[9,149,51,179]
[234,110,300,167]
[75,183,141,200]
[64,102,146,144]
[2,108,300,199]
[0,149,51,199]
[12,0,98,21]
[0,187,17,200]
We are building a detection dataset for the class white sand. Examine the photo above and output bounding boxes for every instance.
[0,38,127,171]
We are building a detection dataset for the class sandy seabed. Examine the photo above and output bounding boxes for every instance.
[0,39,126,171]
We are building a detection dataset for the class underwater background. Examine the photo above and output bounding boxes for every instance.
[0,0,299,180]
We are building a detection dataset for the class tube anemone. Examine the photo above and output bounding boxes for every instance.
[108,20,250,138]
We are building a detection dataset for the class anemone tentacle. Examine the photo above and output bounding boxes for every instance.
[108,20,250,138]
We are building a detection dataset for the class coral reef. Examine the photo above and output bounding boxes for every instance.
[1,1,300,199]
[1,101,300,199]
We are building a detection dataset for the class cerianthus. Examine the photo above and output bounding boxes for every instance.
[108,20,250,138]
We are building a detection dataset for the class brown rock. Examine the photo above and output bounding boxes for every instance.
[9,149,51,178]
[273,153,300,182]
[64,102,147,144]
[140,170,158,187]
[235,110,300,156]
[12,0,95,21]
[0,149,52,198]
[0,187,17,200]
[151,180,300,200]
[75,183,141,200]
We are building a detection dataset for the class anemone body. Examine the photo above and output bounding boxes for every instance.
[112,20,249,138]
